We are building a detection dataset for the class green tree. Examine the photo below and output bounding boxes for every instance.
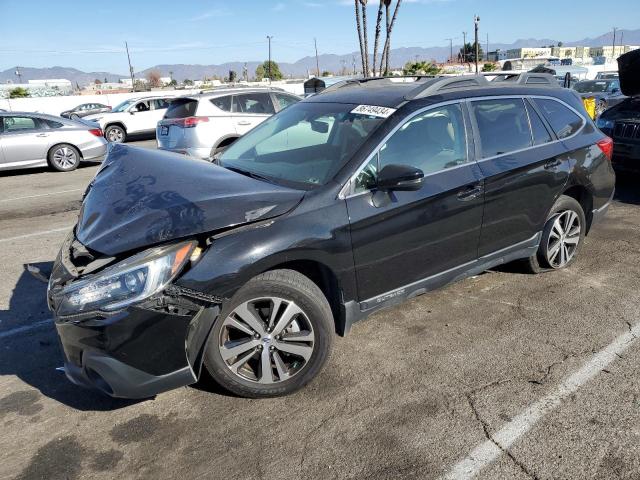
[183,79,194,86]
[321,70,332,77]
[168,79,178,86]
[459,42,483,63]
[255,60,283,81]
[481,62,498,72]
[9,87,29,98]
[403,61,441,75]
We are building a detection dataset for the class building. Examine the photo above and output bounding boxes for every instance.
[0,78,73,98]
[589,45,639,60]
[505,47,552,60]
[487,49,508,62]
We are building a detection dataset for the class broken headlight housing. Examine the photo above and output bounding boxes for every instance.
[55,241,196,316]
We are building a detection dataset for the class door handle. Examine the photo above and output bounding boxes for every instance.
[457,183,483,201]
[544,159,562,170]
[36,133,49,137]
[237,121,251,126]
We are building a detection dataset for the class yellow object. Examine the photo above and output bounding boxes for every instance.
[583,96,596,120]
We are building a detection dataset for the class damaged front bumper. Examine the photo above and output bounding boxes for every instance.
[48,231,223,399]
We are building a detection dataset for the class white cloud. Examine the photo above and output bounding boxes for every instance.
[190,8,231,21]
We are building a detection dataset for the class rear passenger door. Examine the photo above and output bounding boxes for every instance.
[231,93,275,135]
[470,96,573,257]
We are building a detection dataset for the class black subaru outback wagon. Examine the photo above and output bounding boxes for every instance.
[48,73,615,399]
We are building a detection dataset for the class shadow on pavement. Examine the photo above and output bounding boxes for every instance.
[0,262,142,411]
[613,172,640,206]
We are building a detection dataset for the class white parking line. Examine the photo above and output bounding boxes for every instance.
[1,189,83,202]
[0,319,53,340]
[0,226,71,243]
[442,321,640,480]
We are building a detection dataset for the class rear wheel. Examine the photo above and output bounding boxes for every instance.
[70,113,80,120]
[105,125,126,143]
[524,195,586,273]
[48,144,80,172]
[203,269,333,398]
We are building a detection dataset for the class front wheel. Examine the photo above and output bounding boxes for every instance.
[524,195,586,273]
[203,269,334,398]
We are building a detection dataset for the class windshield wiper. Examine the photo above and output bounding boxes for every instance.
[224,166,274,183]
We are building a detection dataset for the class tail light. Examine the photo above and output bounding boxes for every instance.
[596,136,613,161]
[166,116,209,128]
[89,128,103,137]
[106,106,112,110]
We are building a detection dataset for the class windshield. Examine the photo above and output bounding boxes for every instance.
[573,81,616,93]
[219,102,386,188]
[111,100,136,112]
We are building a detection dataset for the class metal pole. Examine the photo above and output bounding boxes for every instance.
[314,38,320,77]
[125,41,135,92]
[462,32,467,63]
[486,33,489,62]
[14,67,22,84]
[445,38,453,63]
[474,15,480,74]
[266,35,273,83]
[612,27,617,63]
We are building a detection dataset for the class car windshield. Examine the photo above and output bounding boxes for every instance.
[219,102,386,189]
[111,100,136,112]
[573,81,614,93]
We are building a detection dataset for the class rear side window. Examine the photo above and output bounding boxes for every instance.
[151,98,172,110]
[211,95,232,112]
[233,93,275,114]
[164,99,198,119]
[45,119,64,129]
[533,98,584,139]
[525,102,553,145]
[471,98,532,158]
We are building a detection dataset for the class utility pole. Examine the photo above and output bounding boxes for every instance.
[612,27,617,62]
[266,35,273,83]
[14,67,22,84]
[314,38,320,77]
[462,31,467,63]
[445,38,453,63]
[352,55,357,75]
[474,15,480,74]
[125,41,135,92]
[486,33,489,62]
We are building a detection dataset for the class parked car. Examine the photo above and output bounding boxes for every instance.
[595,71,619,80]
[0,112,107,172]
[48,73,614,399]
[60,103,111,120]
[84,96,176,143]
[156,88,301,159]
[596,50,640,170]
[573,79,626,116]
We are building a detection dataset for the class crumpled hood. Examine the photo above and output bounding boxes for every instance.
[76,144,304,256]
[618,49,640,97]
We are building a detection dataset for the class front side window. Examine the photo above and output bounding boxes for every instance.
[534,98,584,139]
[274,93,300,110]
[134,101,150,112]
[233,93,275,114]
[472,98,532,158]
[353,104,468,193]
[220,102,385,188]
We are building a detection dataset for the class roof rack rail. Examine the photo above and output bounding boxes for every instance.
[491,72,559,87]
[318,75,440,95]
[404,75,490,100]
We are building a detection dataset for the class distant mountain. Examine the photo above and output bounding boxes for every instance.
[2,28,638,85]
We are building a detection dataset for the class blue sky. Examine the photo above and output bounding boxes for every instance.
[1,0,638,73]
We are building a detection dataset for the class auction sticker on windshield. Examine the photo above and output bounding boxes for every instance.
[351,105,397,118]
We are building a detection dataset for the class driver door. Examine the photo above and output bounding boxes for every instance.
[127,100,152,133]
[345,103,485,302]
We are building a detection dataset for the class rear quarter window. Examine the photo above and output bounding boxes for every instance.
[164,99,198,119]
[211,96,232,112]
[533,98,584,139]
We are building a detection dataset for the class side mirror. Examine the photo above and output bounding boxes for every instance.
[376,164,424,191]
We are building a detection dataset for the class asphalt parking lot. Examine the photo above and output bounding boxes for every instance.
[1,142,640,480]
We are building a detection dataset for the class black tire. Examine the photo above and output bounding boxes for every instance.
[70,113,80,120]
[105,124,126,143]
[47,143,81,172]
[524,194,586,273]
[203,269,334,398]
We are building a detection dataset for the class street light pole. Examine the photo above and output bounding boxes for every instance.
[266,35,273,83]
[445,38,453,63]
[314,38,320,77]
[612,27,617,61]
[125,41,135,92]
[462,31,467,63]
[474,15,480,74]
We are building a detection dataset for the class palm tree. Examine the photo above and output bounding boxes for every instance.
[372,0,385,76]
[380,0,402,75]
[354,0,366,76]
[360,0,370,76]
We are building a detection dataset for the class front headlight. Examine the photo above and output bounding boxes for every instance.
[596,117,614,131]
[56,241,196,316]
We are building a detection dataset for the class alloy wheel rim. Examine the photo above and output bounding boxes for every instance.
[108,128,124,142]
[545,210,581,268]
[52,147,77,169]
[218,297,315,384]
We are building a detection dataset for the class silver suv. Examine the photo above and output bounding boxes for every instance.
[156,88,300,159]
